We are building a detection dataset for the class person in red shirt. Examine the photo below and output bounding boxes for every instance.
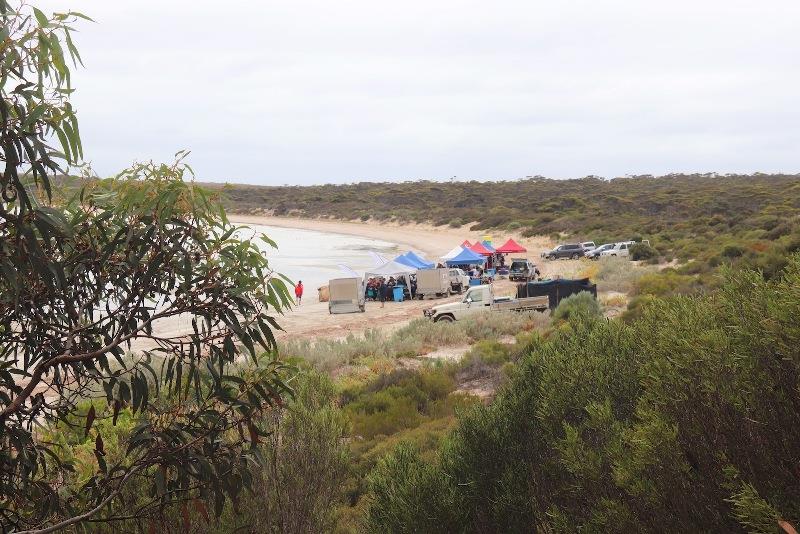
[294,280,304,305]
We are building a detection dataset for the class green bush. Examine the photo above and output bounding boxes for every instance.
[634,270,698,297]
[464,339,511,366]
[552,291,602,322]
[366,254,800,532]
[630,243,658,261]
[722,244,746,258]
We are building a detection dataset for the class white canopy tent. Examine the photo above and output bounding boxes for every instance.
[338,264,361,278]
[441,245,465,261]
[365,259,416,301]
[365,259,416,279]
[369,251,390,267]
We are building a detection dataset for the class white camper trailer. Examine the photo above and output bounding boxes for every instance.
[328,278,366,314]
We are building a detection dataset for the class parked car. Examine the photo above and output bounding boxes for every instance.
[448,268,470,293]
[581,241,597,252]
[585,243,616,259]
[424,284,548,322]
[599,241,636,258]
[508,258,539,281]
[542,243,586,260]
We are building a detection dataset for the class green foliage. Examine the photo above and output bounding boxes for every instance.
[346,368,456,440]
[727,482,782,534]
[630,242,658,261]
[365,255,800,532]
[463,339,511,366]
[634,269,699,297]
[0,4,293,529]
[281,310,549,370]
[722,244,746,258]
[367,443,461,534]
[552,291,602,322]
[215,371,350,534]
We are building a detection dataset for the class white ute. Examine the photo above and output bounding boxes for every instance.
[424,284,548,322]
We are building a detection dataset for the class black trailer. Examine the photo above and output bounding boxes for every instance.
[516,278,597,310]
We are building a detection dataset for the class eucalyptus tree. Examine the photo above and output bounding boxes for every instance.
[0,2,293,531]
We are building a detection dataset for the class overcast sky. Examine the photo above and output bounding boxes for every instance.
[39,0,800,185]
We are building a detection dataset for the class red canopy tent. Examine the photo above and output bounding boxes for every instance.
[495,238,527,254]
[461,240,473,248]
[469,241,494,256]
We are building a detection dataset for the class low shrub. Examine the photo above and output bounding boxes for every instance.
[630,243,658,261]
[552,291,602,322]
[722,244,745,258]
[464,339,511,366]
[592,256,655,293]
[634,270,698,297]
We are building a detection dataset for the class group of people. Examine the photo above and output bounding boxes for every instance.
[365,275,418,307]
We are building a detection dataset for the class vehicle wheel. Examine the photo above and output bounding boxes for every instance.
[360,305,365,312]
[571,253,580,260]
[547,254,556,261]
[435,315,454,323]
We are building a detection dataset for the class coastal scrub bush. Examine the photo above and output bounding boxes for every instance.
[464,340,511,366]
[282,312,551,372]
[634,270,698,297]
[722,243,746,258]
[366,254,800,532]
[586,256,654,293]
[552,291,602,322]
[630,242,658,261]
[213,371,350,534]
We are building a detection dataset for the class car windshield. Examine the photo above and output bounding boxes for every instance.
[510,261,527,270]
[599,244,613,251]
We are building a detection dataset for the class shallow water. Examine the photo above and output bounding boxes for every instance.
[240,224,401,291]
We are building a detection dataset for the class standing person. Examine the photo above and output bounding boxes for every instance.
[295,280,304,305]
[410,275,417,300]
[379,277,387,308]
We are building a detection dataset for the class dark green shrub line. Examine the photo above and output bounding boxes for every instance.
[366,254,800,533]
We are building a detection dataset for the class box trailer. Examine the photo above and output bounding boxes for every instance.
[328,278,366,314]
[416,268,450,299]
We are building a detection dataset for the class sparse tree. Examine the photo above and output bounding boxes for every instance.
[0,2,293,531]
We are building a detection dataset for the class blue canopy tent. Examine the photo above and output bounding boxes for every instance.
[405,251,435,269]
[445,247,486,267]
[395,253,423,269]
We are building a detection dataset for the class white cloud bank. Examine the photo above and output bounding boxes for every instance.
[39,0,800,184]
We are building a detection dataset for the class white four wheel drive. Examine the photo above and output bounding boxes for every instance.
[423,284,547,322]
[599,241,636,258]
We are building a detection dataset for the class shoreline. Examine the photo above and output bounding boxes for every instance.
[228,214,556,261]
[229,214,453,259]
